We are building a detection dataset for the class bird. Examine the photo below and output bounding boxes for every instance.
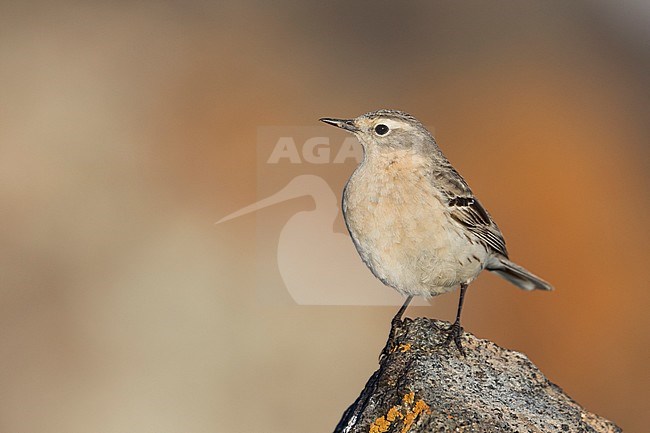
[319,109,553,354]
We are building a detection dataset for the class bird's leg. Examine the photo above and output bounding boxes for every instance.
[393,295,413,326]
[380,296,413,360]
[441,283,468,356]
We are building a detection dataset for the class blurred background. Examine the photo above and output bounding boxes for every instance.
[0,1,648,432]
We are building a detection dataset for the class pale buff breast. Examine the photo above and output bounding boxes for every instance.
[343,149,488,297]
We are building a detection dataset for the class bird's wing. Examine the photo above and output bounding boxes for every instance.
[446,195,509,257]
[432,165,509,257]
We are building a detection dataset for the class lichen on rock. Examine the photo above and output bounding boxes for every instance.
[334,318,622,433]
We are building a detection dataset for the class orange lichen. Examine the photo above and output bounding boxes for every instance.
[369,416,391,433]
[401,399,431,433]
[386,406,402,422]
[398,343,412,352]
[368,391,431,433]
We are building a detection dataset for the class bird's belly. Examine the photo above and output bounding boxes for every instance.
[344,167,487,297]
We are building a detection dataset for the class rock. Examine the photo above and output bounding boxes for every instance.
[334,318,621,433]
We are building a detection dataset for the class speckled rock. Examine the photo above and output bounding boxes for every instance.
[334,318,621,433]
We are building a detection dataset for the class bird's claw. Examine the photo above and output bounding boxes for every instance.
[379,316,403,361]
[438,321,466,357]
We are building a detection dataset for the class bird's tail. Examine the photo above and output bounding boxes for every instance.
[487,256,554,291]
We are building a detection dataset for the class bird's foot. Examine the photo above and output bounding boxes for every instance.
[438,321,466,357]
[379,315,403,361]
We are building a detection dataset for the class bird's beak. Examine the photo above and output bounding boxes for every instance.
[319,117,359,133]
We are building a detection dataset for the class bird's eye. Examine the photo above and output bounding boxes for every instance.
[374,124,389,135]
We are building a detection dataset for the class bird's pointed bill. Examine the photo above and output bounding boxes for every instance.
[319,117,359,132]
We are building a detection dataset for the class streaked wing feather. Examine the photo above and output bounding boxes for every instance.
[447,197,508,257]
[432,164,508,257]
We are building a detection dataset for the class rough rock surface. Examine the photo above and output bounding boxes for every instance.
[334,318,621,433]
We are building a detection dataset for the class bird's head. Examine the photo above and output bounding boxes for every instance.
[320,110,437,154]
